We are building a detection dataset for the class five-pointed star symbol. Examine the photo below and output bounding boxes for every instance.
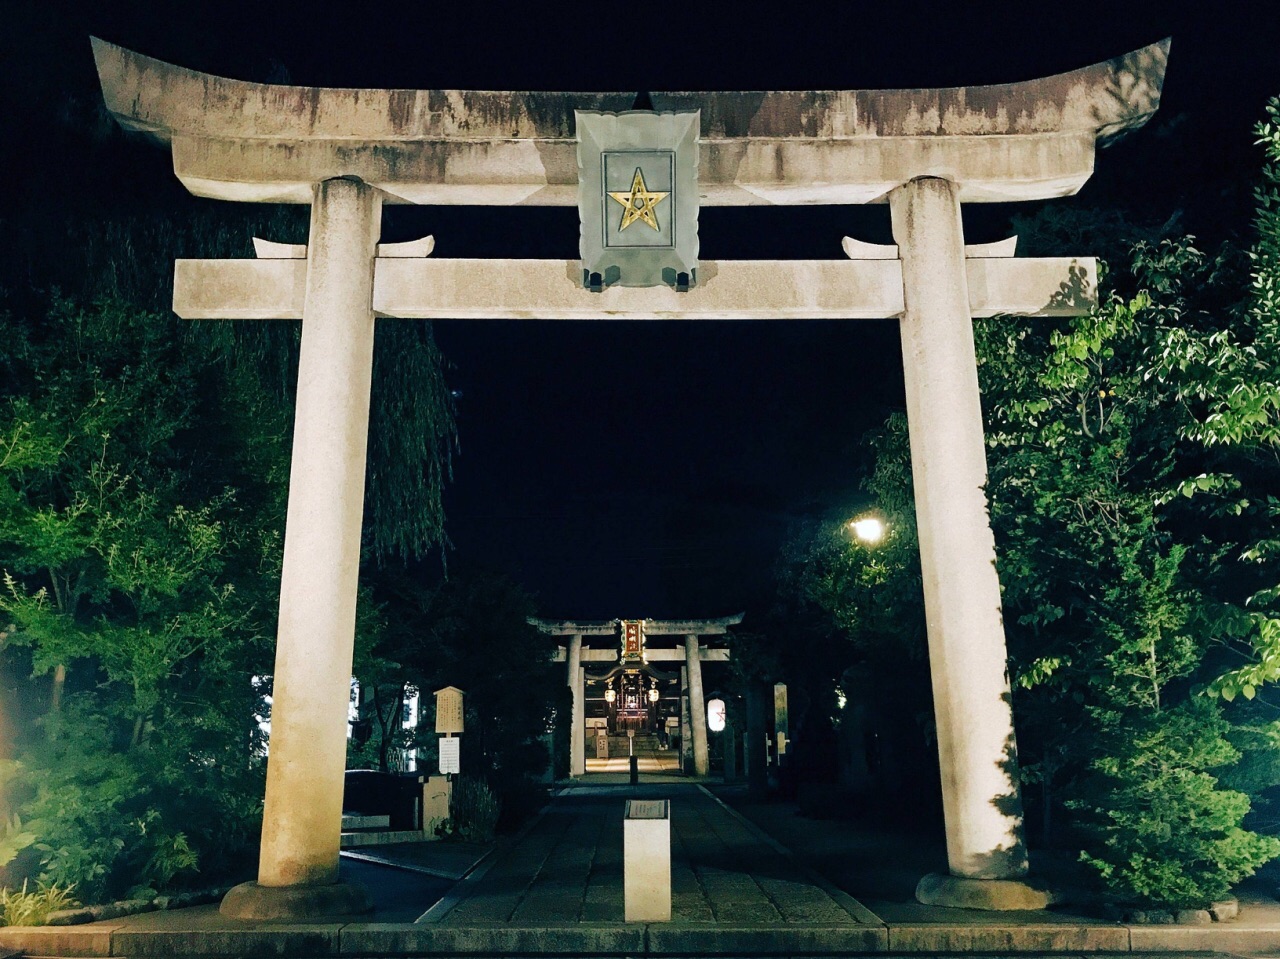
[608,167,670,232]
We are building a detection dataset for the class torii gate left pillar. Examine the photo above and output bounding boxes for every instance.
[220,177,382,919]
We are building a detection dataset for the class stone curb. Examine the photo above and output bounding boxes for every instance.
[45,887,231,926]
[340,829,429,849]
[339,923,646,955]
[13,918,1280,956]
[112,924,343,957]
[885,923,1130,952]
[644,923,888,954]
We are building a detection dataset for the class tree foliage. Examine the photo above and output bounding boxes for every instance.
[0,208,456,900]
[774,101,1280,906]
[0,291,283,901]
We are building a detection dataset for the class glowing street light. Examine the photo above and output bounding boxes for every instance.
[849,515,886,544]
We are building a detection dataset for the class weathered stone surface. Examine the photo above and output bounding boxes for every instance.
[253,179,382,893]
[567,634,585,777]
[645,924,887,954]
[1174,908,1213,924]
[895,176,1028,882]
[1210,897,1240,921]
[685,637,709,777]
[888,922,1127,952]
[174,256,1097,323]
[114,924,342,957]
[218,880,370,921]
[0,923,120,957]
[93,38,1166,144]
[338,923,644,955]
[92,37,1169,206]
[1129,925,1280,953]
[915,873,1063,911]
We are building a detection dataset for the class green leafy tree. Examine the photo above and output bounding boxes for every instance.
[976,213,1280,903]
[0,292,284,900]
[777,99,1280,904]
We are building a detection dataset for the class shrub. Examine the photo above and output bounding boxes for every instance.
[1072,699,1280,907]
[442,776,501,844]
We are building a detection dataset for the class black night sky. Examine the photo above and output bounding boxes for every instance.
[8,1,1280,619]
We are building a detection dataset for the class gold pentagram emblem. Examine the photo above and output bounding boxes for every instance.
[608,167,670,232]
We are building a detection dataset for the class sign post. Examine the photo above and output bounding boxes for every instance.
[434,686,465,777]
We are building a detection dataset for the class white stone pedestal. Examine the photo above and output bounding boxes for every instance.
[624,799,671,922]
[422,776,451,836]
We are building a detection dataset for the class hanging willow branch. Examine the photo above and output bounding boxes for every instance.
[365,321,456,562]
[37,206,457,566]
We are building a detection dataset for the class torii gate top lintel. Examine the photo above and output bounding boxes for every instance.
[90,37,1168,206]
[529,614,744,637]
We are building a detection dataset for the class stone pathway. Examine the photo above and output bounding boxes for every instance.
[427,782,876,927]
[10,780,1280,957]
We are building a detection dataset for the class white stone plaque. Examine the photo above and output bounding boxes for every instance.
[439,735,461,774]
[626,799,668,820]
[435,686,465,734]
[576,110,700,290]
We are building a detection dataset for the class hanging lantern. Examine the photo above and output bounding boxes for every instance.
[648,686,659,703]
[605,683,617,704]
[707,698,727,733]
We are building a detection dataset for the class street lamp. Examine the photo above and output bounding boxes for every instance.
[849,515,886,544]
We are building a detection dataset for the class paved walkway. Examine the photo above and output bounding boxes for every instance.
[426,782,876,927]
[6,778,1280,957]
[584,735,681,775]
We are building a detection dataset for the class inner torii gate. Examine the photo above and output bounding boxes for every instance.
[531,615,741,778]
[92,38,1168,918]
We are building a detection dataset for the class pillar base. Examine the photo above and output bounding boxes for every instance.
[220,880,373,920]
[915,872,1065,911]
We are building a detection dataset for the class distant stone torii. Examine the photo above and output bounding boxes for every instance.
[90,37,1169,918]
[531,615,741,779]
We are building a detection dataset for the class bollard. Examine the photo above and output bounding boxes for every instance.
[624,799,670,921]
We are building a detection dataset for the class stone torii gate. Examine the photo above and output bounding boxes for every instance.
[92,38,1167,917]
[531,616,741,778]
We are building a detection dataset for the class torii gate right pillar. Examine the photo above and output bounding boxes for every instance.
[892,176,1047,909]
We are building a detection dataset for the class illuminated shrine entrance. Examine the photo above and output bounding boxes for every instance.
[531,616,739,778]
